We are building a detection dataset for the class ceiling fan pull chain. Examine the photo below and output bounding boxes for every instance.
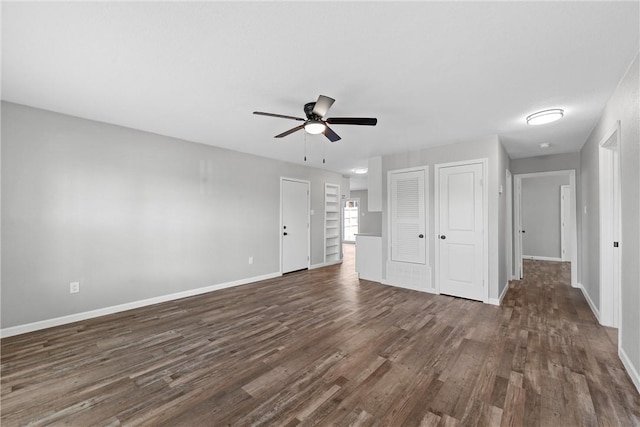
[304,132,307,162]
[323,139,326,164]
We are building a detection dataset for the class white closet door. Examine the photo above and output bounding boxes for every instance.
[437,163,484,301]
[282,179,309,273]
[390,170,426,264]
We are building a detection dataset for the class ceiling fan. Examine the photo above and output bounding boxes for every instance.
[253,95,377,142]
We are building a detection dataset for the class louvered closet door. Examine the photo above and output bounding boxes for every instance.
[390,170,426,264]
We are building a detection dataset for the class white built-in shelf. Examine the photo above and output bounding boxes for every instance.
[324,183,341,264]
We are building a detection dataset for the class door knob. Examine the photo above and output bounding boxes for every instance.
[440,235,446,240]
[521,230,526,233]
[418,234,424,238]
[283,232,288,236]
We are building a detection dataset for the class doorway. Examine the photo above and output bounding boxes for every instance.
[280,178,310,274]
[434,159,488,302]
[599,121,621,328]
[514,170,577,286]
[386,166,429,290]
[343,198,359,243]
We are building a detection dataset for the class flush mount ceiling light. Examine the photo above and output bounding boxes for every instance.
[304,120,326,135]
[353,168,368,174]
[526,109,564,125]
[539,142,551,148]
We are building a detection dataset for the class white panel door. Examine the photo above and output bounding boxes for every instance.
[390,170,426,264]
[282,179,309,273]
[437,163,484,301]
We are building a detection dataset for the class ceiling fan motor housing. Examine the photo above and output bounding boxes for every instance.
[304,102,321,121]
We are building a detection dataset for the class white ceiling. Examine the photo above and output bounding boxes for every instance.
[2,1,639,180]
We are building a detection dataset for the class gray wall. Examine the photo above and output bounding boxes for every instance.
[521,175,570,258]
[341,176,351,199]
[511,152,580,175]
[1,102,342,328]
[579,54,639,380]
[350,190,382,236]
[381,136,508,301]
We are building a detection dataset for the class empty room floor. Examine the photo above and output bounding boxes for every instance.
[1,256,639,426]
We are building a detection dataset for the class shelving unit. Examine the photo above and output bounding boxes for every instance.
[324,183,341,264]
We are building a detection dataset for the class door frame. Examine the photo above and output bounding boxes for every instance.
[598,120,621,328]
[506,169,515,280]
[513,170,578,286]
[560,185,572,262]
[514,176,523,279]
[280,177,310,275]
[342,197,360,243]
[434,158,489,303]
[386,165,429,266]
[385,165,430,291]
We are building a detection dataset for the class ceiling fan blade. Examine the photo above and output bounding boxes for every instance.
[323,125,341,143]
[275,124,305,138]
[326,117,377,126]
[254,111,305,121]
[312,95,335,118]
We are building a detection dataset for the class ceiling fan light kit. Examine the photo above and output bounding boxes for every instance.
[304,121,326,135]
[253,95,378,143]
[526,109,564,125]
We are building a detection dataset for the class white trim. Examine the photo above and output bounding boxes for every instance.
[488,281,510,306]
[515,170,574,179]
[577,282,601,323]
[522,255,564,262]
[560,185,571,262]
[0,272,281,338]
[514,176,523,279]
[280,177,311,274]
[620,344,640,394]
[434,158,489,303]
[505,169,514,283]
[598,121,621,329]
[309,260,342,270]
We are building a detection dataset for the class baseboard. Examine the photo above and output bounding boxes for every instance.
[577,282,601,323]
[0,272,281,338]
[488,281,510,306]
[309,259,342,270]
[522,255,564,262]
[619,346,640,395]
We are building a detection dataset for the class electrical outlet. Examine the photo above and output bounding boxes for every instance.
[70,281,80,294]
[248,256,254,265]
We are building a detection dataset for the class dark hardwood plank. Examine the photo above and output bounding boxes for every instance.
[1,254,639,426]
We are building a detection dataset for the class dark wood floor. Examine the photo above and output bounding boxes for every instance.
[2,248,639,426]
